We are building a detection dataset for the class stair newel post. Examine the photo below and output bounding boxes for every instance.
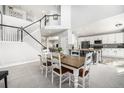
[17,28,20,41]
[46,37,49,50]
[44,15,47,26]
[40,20,42,52]
[20,27,23,42]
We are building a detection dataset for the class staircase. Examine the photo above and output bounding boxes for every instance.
[0,41,39,68]
[0,12,62,68]
[0,12,46,68]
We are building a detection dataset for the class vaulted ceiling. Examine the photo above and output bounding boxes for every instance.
[71,5,124,36]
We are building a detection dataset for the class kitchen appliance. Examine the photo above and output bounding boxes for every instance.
[94,40,102,44]
[93,40,103,49]
[80,41,90,57]
[81,41,90,48]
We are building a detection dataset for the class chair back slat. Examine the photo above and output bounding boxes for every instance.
[38,49,51,66]
[82,52,93,77]
[51,52,61,69]
[85,52,93,66]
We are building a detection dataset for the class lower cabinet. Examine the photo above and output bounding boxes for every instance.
[116,49,124,58]
[102,48,124,58]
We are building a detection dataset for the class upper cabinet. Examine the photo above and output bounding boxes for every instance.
[115,33,124,43]
[104,33,124,44]
[107,34,116,44]
[78,32,124,44]
[102,34,108,44]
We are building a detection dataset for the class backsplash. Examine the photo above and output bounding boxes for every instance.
[91,43,124,48]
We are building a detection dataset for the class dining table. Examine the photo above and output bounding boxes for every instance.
[61,55,85,88]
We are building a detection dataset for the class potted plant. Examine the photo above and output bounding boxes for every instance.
[58,47,62,53]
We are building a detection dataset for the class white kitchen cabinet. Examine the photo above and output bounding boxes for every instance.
[102,33,124,44]
[102,34,109,44]
[96,35,103,40]
[116,49,124,58]
[92,36,97,40]
[102,48,116,57]
[115,33,124,43]
[102,48,110,57]
[78,37,84,42]
[102,48,124,58]
[90,37,94,44]
[102,48,106,57]
[78,32,124,45]
[107,34,116,44]
[111,48,118,57]
[84,37,89,41]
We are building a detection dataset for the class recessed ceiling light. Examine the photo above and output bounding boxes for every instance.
[115,23,123,27]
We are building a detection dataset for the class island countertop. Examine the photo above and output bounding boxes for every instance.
[68,48,101,51]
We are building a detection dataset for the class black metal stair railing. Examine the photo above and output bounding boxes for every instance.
[0,11,20,41]
[0,23,46,48]
[0,23,21,41]
[0,13,61,48]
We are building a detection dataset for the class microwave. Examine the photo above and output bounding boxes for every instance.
[94,40,102,44]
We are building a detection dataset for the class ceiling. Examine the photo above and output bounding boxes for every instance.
[71,5,124,36]
[41,25,68,37]
[75,13,124,36]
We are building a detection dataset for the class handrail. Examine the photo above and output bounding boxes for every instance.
[23,14,61,29]
[22,28,46,48]
[0,14,61,48]
[23,15,46,29]
[0,24,20,29]
[0,23,46,48]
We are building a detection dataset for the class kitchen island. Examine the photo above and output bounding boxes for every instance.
[69,48,102,63]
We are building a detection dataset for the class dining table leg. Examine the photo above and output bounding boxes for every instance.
[73,69,79,88]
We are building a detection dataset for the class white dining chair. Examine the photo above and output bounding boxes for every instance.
[51,52,73,88]
[69,52,93,88]
[38,51,52,78]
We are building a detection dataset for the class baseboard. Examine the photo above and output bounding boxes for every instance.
[0,59,39,68]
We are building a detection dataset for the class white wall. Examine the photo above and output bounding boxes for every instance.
[58,6,72,54]
[11,5,60,20]
[59,31,68,54]
[0,41,39,68]
[24,28,46,53]
[60,5,73,45]
[61,5,71,28]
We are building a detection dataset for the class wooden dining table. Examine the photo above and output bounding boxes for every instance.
[61,55,85,88]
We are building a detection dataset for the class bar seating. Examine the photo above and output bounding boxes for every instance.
[0,70,8,88]
[38,50,52,78]
[51,52,73,88]
[69,52,93,88]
